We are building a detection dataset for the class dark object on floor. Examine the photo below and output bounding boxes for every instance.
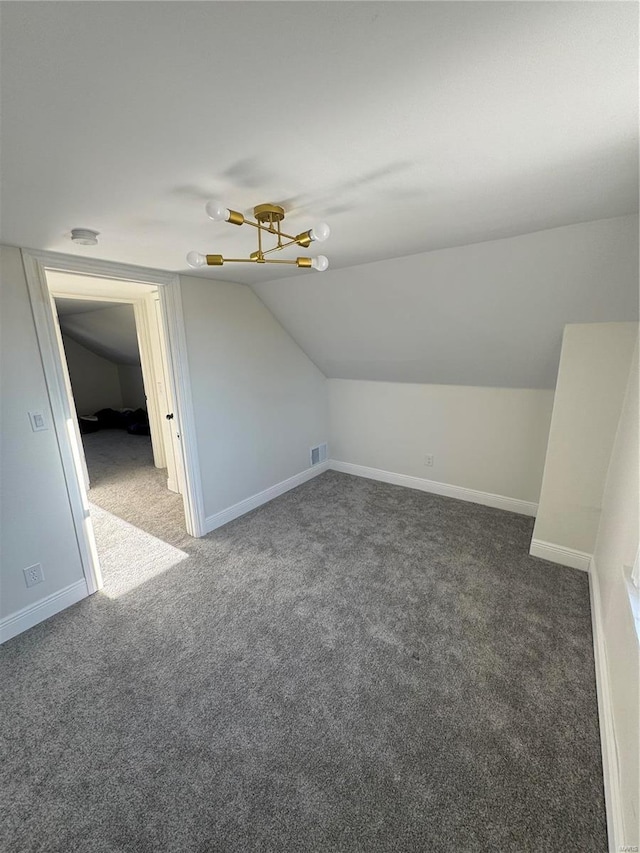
[94,407,126,429]
[124,408,150,435]
[127,420,150,436]
[92,407,150,435]
[0,470,607,852]
[78,415,100,434]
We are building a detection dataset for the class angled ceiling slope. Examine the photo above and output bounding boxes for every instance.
[253,216,639,390]
[49,273,157,365]
[55,301,141,366]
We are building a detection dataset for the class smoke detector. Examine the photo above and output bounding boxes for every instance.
[70,228,99,245]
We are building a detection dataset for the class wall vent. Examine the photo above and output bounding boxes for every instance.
[310,443,328,466]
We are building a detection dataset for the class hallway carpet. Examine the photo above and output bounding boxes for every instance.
[83,430,187,544]
[1,459,606,852]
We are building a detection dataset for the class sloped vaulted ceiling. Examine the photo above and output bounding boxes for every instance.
[55,301,141,366]
[252,215,639,389]
[1,2,638,388]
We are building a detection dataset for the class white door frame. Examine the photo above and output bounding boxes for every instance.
[22,249,206,595]
[48,286,176,490]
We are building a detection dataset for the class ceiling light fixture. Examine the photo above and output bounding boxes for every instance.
[187,201,330,272]
[70,228,99,245]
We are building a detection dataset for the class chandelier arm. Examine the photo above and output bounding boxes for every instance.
[264,258,306,265]
[243,219,275,233]
[259,238,299,256]
[257,219,263,260]
[215,257,300,265]
[241,218,299,242]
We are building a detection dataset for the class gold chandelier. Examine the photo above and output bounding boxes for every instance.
[187,201,330,271]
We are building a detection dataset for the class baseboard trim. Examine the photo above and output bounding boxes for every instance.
[529,538,591,571]
[328,460,538,517]
[0,579,89,644]
[204,461,330,533]
[589,558,623,853]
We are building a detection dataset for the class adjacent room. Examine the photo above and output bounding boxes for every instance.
[0,3,637,852]
[55,297,153,485]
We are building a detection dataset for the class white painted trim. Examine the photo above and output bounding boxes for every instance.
[23,248,177,287]
[529,538,591,571]
[329,460,538,517]
[589,559,623,853]
[0,580,88,645]
[49,284,171,477]
[49,291,92,490]
[205,462,329,533]
[48,289,145,305]
[22,250,104,594]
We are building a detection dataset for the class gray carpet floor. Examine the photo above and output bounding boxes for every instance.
[1,431,606,852]
[84,430,188,544]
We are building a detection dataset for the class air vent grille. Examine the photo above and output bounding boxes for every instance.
[310,443,328,466]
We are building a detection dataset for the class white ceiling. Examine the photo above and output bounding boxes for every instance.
[1,2,637,285]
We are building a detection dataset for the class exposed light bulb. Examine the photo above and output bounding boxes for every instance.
[309,222,330,242]
[186,251,207,268]
[311,255,329,272]
[205,200,231,222]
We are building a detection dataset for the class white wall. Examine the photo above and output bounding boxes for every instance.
[62,333,147,414]
[329,380,554,505]
[591,342,639,848]
[254,215,639,390]
[0,247,86,621]
[533,323,638,556]
[1,250,328,637]
[179,274,329,520]
[62,333,123,415]
[118,363,146,410]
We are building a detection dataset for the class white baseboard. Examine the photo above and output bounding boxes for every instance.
[0,579,89,644]
[589,558,623,853]
[529,538,591,571]
[204,461,329,533]
[328,460,538,517]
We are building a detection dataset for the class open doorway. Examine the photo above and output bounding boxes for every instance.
[45,271,190,591]
[22,250,205,600]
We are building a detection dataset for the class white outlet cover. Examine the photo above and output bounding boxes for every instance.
[23,563,44,588]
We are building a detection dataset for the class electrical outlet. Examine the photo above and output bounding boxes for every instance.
[23,563,44,588]
[424,454,434,467]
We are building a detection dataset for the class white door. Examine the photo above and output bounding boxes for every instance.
[146,295,181,494]
[50,296,91,490]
